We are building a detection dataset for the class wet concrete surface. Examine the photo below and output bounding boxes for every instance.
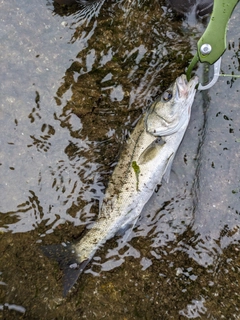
[0,0,240,319]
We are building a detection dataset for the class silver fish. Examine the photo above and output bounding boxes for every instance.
[42,74,198,295]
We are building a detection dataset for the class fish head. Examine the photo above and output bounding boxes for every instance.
[146,74,198,136]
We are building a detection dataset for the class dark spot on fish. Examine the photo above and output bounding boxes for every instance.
[155,184,161,193]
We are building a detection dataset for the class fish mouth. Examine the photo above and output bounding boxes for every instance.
[146,74,198,137]
[176,74,199,99]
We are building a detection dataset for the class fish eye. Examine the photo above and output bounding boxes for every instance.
[162,90,172,102]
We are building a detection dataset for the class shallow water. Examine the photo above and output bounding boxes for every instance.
[0,0,240,319]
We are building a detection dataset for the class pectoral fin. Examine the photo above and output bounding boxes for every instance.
[138,138,165,165]
[162,152,174,183]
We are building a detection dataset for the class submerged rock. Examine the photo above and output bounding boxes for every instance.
[54,0,213,18]
[166,0,213,18]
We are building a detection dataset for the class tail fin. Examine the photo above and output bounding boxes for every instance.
[41,243,89,296]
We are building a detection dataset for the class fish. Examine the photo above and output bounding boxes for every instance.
[41,74,198,296]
